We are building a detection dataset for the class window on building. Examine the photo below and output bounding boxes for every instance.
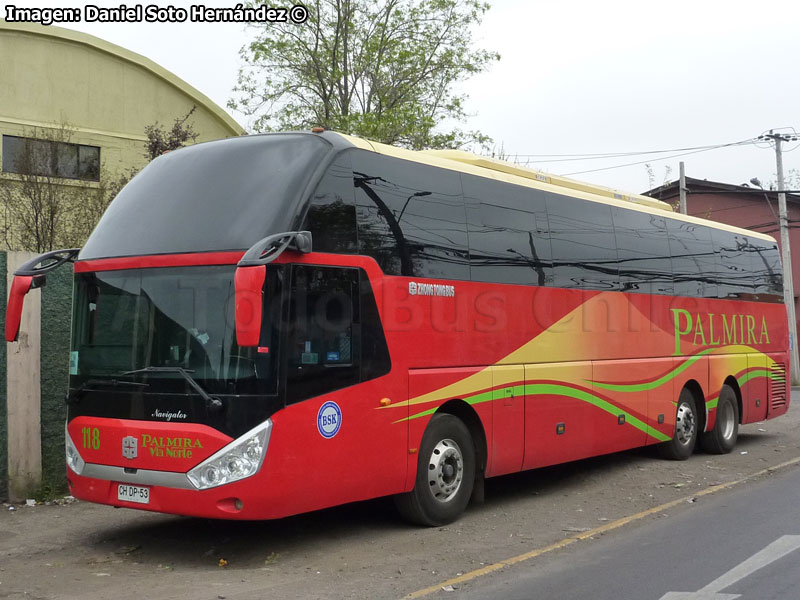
[2,135,100,181]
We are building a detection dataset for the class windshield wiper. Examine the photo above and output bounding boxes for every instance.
[122,367,224,412]
[66,378,149,405]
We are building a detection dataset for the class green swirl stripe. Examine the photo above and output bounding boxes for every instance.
[524,384,670,442]
[399,382,671,442]
[590,349,715,393]
[737,369,773,387]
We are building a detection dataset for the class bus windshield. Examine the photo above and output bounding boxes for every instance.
[70,266,279,396]
[79,133,331,259]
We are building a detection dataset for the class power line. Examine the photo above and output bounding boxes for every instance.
[507,140,758,162]
[558,139,758,176]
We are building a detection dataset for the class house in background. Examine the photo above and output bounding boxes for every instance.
[645,176,800,342]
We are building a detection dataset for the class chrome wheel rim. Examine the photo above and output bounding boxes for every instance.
[427,438,464,503]
[676,402,696,446]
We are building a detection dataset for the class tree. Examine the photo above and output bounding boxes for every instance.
[231,0,499,150]
[0,110,200,252]
[0,126,85,251]
[143,106,200,160]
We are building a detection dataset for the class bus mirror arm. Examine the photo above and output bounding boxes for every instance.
[237,231,312,267]
[5,247,80,342]
[235,231,311,347]
[14,248,81,277]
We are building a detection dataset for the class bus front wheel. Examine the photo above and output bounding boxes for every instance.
[658,388,698,461]
[394,413,475,526]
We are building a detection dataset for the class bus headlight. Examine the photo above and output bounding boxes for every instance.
[187,420,272,490]
[65,425,85,475]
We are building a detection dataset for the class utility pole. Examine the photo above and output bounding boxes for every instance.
[679,161,687,215]
[762,130,800,384]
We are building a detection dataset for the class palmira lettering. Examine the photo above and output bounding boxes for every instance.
[141,435,202,459]
[672,309,770,355]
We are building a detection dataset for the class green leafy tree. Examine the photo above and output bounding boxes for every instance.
[231,0,499,150]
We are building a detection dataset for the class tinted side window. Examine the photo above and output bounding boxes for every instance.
[352,151,470,279]
[712,230,755,299]
[668,220,717,298]
[360,274,392,381]
[612,208,672,295]
[285,266,390,404]
[547,195,619,290]
[464,175,552,286]
[286,266,360,404]
[751,240,783,299]
[301,153,357,253]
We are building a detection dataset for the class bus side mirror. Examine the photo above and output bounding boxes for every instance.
[234,265,266,347]
[6,275,36,342]
[5,248,79,342]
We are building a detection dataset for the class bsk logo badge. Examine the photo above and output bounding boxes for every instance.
[408,281,417,295]
[122,435,138,459]
[317,401,342,439]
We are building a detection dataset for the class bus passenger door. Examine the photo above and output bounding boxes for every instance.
[265,265,404,517]
[488,365,524,477]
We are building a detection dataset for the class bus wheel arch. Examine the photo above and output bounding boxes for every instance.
[394,401,483,526]
[436,399,488,481]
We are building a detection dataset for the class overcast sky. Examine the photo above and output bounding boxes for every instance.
[6,0,800,195]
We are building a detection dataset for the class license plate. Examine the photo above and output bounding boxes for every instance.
[117,484,150,504]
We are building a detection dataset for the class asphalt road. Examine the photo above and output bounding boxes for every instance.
[449,462,800,600]
[2,390,800,600]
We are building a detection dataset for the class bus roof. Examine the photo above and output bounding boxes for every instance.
[329,131,777,244]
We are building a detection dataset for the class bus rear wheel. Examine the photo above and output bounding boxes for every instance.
[658,388,698,461]
[700,384,739,454]
[394,413,475,526]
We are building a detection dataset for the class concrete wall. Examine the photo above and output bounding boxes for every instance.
[1,251,72,502]
[40,263,72,492]
[3,252,42,501]
[0,252,6,500]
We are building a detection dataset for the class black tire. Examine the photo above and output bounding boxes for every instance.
[394,413,475,526]
[658,388,698,461]
[700,384,739,454]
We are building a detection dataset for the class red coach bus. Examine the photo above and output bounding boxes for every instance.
[6,131,790,525]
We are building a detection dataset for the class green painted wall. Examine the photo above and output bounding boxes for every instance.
[0,252,7,500]
[39,266,72,493]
